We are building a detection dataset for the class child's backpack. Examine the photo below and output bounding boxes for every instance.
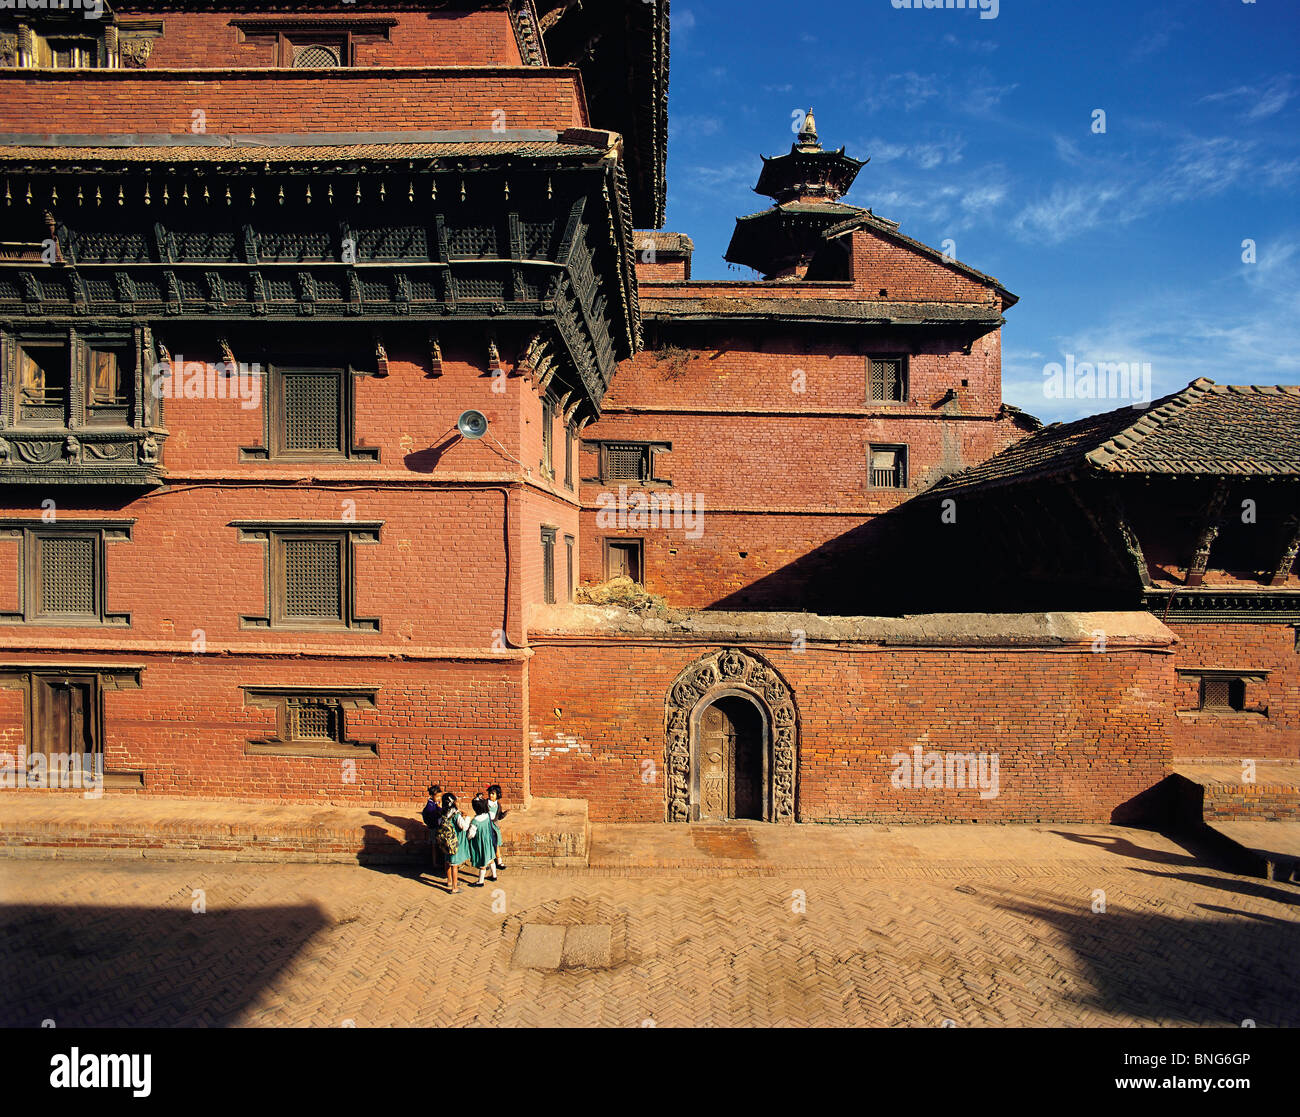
[436,812,459,856]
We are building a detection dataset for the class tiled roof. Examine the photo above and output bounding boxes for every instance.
[634,230,695,255]
[931,378,1300,494]
[0,140,607,167]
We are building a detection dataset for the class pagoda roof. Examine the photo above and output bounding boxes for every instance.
[724,201,867,277]
[754,147,867,202]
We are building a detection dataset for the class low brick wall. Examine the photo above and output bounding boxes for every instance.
[527,607,1179,824]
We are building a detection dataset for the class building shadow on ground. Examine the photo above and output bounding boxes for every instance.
[991,898,1300,1026]
[0,903,329,1027]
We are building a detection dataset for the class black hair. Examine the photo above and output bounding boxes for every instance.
[427,784,441,797]
[487,784,502,798]
[440,792,457,811]
[471,795,490,816]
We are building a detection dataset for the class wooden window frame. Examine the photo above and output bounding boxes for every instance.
[1176,669,1269,719]
[269,365,347,462]
[867,354,909,404]
[14,339,73,427]
[592,441,674,485]
[234,521,381,632]
[564,424,575,491]
[541,526,557,605]
[868,443,909,490]
[603,537,644,584]
[6,327,146,433]
[243,686,379,757]
[541,396,555,479]
[565,533,575,603]
[0,520,133,627]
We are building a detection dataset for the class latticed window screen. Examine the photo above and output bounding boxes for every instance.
[1200,677,1245,711]
[869,358,905,402]
[283,538,343,619]
[293,44,341,67]
[606,444,649,481]
[870,447,906,489]
[541,530,556,605]
[39,536,96,615]
[287,700,342,742]
[282,372,341,453]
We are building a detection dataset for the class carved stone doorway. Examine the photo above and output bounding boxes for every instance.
[665,648,798,824]
[695,694,766,822]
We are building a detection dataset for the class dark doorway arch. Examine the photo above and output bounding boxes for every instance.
[694,692,767,822]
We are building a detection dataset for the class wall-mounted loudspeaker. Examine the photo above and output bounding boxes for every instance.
[457,409,489,440]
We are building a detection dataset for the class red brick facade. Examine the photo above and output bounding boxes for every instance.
[0,3,1291,828]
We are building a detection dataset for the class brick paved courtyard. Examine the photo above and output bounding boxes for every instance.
[2,824,1297,1028]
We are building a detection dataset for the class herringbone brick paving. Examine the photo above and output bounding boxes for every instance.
[2,826,1297,1028]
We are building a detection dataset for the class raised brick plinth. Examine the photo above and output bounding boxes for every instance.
[0,794,589,867]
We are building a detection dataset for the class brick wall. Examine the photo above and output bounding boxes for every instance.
[527,640,1174,823]
[133,8,524,69]
[1167,622,1300,760]
[0,71,587,134]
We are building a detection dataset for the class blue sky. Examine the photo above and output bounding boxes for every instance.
[662,0,1300,423]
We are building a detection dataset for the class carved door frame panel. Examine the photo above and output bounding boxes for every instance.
[664,647,799,824]
[691,688,769,823]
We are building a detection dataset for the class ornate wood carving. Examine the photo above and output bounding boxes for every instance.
[664,648,798,824]
[1271,517,1300,587]
[1187,480,1230,587]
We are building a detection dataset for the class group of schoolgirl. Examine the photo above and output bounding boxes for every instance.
[421,783,507,894]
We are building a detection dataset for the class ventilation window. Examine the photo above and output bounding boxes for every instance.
[37,535,97,618]
[48,39,98,69]
[287,698,343,742]
[603,443,651,482]
[291,41,343,68]
[868,356,907,403]
[275,369,344,457]
[869,445,908,489]
[1200,676,1247,713]
[281,537,343,621]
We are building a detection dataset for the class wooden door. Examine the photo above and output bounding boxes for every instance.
[32,675,99,781]
[697,703,732,821]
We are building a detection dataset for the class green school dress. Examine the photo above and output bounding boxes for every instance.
[464,812,496,868]
[447,812,472,867]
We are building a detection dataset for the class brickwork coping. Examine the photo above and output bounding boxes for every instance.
[527,604,1179,650]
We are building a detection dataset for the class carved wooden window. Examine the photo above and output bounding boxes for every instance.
[86,346,133,424]
[869,445,908,489]
[604,538,643,584]
[16,342,71,425]
[603,443,651,482]
[48,39,98,69]
[273,368,344,458]
[541,396,555,477]
[242,687,378,756]
[276,534,344,626]
[0,521,132,627]
[541,527,557,605]
[868,356,907,403]
[35,535,96,619]
[292,41,343,67]
[565,534,575,603]
[237,522,379,632]
[286,697,343,742]
[1200,676,1246,712]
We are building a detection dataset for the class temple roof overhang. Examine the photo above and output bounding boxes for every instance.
[0,128,642,421]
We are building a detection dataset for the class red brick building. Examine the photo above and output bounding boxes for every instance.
[0,2,1293,828]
